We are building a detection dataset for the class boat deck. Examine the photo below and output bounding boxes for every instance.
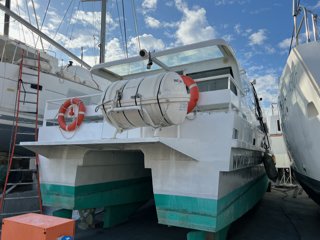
[75,186,320,240]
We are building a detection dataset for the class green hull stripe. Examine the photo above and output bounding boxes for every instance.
[155,174,268,232]
[41,177,153,209]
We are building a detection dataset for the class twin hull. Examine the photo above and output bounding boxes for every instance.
[21,39,268,236]
[24,107,267,232]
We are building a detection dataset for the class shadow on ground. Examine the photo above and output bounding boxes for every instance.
[75,187,320,240]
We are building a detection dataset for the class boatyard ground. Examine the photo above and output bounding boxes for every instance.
[76,186,320,240]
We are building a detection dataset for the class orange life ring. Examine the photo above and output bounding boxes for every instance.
[181,75,199,113]
[58,98,86,131]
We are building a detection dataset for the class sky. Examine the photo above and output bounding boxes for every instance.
[1,0,320,111]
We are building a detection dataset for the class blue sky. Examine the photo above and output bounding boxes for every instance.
[2,0,320,110]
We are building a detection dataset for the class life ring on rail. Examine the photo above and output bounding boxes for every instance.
[181,75,199,113]
[58,98,86,131]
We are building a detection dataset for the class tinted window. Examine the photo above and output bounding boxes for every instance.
[197,77,228,92]
[230,81,238,95]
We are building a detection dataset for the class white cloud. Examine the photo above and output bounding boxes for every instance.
[145,16,178,29]
[249,29,267,46]
[145,16,161,28]
[234,24,241,34]
[128,34,165,53]
[27,1,40,9]
[70,10,115,32]
[175,0,216,45]
[105,38,125,61]
[253,73,279,106]
[278,38,292,49]
[165,1,174,7]
[234,24,252,37]
[313,1,320,9]
[223,34,234,42]
[265,46,275,54]
[142,0,158,11]
[214,0,249,6]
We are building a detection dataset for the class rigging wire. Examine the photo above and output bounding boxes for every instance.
[24,0,37,48]
[65,0,77,40]
[69,0,81,40]
[35,0,51,47]
[289,0,302,55]
[15,0,26,43]
[115,0,126,57]
[121,0,128,58]
[91,1,98,52]
[49,0,74,50]
[30,0,44,51]
[131,0,141,51]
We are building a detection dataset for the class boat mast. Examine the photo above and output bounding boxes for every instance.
[0,3,91,69]
[81,0,107,63]
[3,0,10,36]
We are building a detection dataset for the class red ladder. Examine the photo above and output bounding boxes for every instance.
[0,50,43,219]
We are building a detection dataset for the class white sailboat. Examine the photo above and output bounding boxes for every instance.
[0,3,107,153]
[267,104,293,186]
[279,1,320,204]
[22,39,276,239]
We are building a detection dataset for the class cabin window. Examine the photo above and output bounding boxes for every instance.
[277,120,281,131]
[232,128,238,139]
[187,67,234,79]
[230,81,238,96]
[253,138,256,146]
[197,77,228,92]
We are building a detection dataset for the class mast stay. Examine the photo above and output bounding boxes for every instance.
[0,3,91,69]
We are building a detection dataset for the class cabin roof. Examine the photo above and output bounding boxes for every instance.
[91,39,241,82]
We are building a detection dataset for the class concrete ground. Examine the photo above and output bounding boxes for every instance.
[75,186,320,240]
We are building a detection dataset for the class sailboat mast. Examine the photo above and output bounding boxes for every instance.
[82,0,107,63]
[3,0,10,36]
[100,0,107,63]
[0,3,91,69]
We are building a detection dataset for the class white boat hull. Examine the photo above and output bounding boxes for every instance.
[22,39,269,239]
[0,62,102,153]
[279,42,320,204]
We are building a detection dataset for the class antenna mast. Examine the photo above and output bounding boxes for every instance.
[3,0,10,36]
[82,0,107,63]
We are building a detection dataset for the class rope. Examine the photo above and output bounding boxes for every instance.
[49,0,74,50]
[131,0,141,51]
[69,0,80,40]
[121,0,128,58]
[15,0,26,43]
[35,0,51,48]
[65,0,77,40]
[116,0,126,57]
[24,0,37,48]
[30,0,44,51]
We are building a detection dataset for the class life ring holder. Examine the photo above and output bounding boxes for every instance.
[58,98,86,131]
[181,75,199,113]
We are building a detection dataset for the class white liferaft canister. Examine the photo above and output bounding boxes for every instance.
[100,72,190,130]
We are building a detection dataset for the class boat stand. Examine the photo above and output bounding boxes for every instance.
[187,226,230,240]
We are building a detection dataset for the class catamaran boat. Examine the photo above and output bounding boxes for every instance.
[22,39,276,239]
[278,1,320,204]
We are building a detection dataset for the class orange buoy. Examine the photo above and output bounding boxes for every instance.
[58,98,86,131]
[181,75,199,113]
